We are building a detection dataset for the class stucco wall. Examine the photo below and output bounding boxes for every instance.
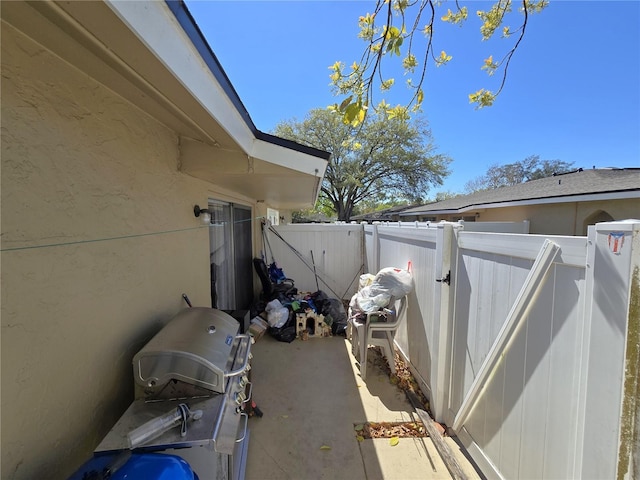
[471,199,639,235]
[1,23,228,479]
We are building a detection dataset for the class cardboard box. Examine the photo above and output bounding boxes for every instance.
[248,316,269,341]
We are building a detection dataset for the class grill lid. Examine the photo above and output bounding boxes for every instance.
[133,307,240,395]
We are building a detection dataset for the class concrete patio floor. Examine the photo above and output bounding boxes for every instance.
[244,334,484,480]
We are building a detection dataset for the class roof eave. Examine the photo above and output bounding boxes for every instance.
[4,0,328,209]
[400,190,640,216]
[457,190,640,213]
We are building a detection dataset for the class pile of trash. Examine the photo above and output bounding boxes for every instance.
[261,290,348,343]
[251,258,348,343]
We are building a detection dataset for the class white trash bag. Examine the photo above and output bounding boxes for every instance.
[265,298,290,328]
[350,267,414,316]
[358,273,376,291]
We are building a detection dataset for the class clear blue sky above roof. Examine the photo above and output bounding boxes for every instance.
[185,1,640,194]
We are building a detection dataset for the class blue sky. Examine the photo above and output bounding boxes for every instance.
[185,1,640,195]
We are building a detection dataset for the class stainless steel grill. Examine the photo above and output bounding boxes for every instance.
[133,307,251,397]
[95,307,253,480]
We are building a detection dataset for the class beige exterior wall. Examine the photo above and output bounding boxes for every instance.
[0,23,256,479]
[424,199,639,235]
[477,200,639,235]
[478,203,577,235]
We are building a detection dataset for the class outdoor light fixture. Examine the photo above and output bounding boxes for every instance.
[193,205,211,225]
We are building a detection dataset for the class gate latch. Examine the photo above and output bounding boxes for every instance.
[436,271,451,286]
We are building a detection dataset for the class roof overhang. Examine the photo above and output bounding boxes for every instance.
[455,190,640,213]
[404,210,459,216]
[2,0,328,210]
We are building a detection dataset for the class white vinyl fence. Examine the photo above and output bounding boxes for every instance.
[267,220,639,480]
[264,223,364,299]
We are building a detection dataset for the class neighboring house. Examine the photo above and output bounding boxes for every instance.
[292,212,337,223]
[0,2,328,478]
[400,168,640,235]
[350,204,419,223]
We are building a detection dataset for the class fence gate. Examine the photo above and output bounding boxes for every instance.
[446,222,639,480]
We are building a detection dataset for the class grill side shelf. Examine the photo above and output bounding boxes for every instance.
[94,396,225,453]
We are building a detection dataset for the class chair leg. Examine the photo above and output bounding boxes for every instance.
[350,322,359,359]
[359,325,368,380]
[385,332,396,375]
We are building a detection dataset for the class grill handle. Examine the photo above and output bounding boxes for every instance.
[224,334,252,378]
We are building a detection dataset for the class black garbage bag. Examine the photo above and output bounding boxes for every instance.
[269,308,297,343]
[325,298,348,336]
[269,325,297,343]
[311,291,348,336]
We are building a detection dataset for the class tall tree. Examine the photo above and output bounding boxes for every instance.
[274,108,451,221]
[330,0,548,126]
[464,155,575,192]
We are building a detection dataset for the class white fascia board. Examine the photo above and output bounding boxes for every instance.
[105,1,253,149]
[457,190,640,213]
[251,138,328,178]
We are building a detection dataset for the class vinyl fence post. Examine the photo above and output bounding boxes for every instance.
[578,220,640,480]
[432,222,457,423]
[373,223,380,274]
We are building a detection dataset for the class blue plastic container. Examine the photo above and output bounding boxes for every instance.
[68,451,198,480]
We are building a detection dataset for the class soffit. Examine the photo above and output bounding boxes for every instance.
[1,1,327,209]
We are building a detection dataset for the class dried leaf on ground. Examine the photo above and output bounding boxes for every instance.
[354,421,427,439]
[367,346,450,437]
[371,347,430,413]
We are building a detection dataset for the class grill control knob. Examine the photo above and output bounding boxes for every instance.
[235,391,247,405]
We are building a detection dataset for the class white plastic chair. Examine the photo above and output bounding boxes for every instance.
[349,295,407,380]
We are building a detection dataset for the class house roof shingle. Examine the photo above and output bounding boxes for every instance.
[351,204,419,221]
[401,168,640,215]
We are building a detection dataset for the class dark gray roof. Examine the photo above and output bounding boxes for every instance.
[401,168,640,215]
[351,204,419,221]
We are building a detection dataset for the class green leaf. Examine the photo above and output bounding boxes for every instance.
[402,54,418,72]
[437,50,452,66]
[343,102,359,124]
[469,88,496,109]
[339,95,354,112]
[381,78,395,91]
